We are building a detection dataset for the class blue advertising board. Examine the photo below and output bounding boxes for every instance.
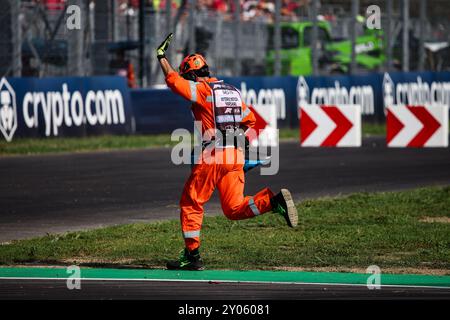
[0,76,134,141]
[3,72,449,140]
[129,71,450,134]
[130,88,192,134]
[221,76,298,127]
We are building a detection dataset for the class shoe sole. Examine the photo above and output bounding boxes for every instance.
[166,264,205,271]
[167,267,204,271]
[281,189,298,228]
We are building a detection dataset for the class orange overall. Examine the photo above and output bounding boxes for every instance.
[166,71,274,251]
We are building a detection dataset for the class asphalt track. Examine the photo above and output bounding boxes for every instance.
[1,136,450,242]
[1,279,449,300]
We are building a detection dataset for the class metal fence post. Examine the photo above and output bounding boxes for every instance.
[12,0,22,76]
[93,0,113,75]
[350,0,359,75]
[148,9,158,86]
[111,0,117,41]
[385,0,392,71]
[418,0,426,71]
[233,0,241,76]
[311,0,318,76]
[402,0,409,72]
[274,0,281,76]
[213,13,223,75]
[165,0,172,61]
[68,0,85,76]
[188,0,196,54]
[139,0,145,87]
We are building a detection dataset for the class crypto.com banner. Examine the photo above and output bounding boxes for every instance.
[0,76,134,142]
[298,71,450,123]
[129,71,450,137]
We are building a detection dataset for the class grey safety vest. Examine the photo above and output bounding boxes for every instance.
[209,82,243,132]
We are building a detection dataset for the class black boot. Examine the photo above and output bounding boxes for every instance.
[166,248,205,271]
[270,189,298,228]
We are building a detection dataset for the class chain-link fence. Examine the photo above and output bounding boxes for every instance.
[1,0,449,86]
[0,0,91,77]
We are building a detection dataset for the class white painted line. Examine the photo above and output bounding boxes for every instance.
[0,277,449,290]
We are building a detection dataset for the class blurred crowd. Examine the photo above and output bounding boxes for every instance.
[36,0,311,22]
[192,0,311,22]
[148,0,310,22]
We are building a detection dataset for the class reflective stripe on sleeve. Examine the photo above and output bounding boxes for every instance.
[206,95,213,102]
[183,230,200,238]
[248,198,260,216]
[189,81,198,103]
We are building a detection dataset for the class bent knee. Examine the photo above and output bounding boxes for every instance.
[222,206,242,220]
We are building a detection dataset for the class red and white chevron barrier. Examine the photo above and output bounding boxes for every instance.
[299,104,361,147]
[386,105,448,147]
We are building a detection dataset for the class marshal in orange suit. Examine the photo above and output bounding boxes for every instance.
[156,33,298,270]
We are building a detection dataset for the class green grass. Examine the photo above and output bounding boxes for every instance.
[0,134,181,155]
[0,123,386,156]
[363,121,387,136]
[276,122,386,140]
[0,186,448,272]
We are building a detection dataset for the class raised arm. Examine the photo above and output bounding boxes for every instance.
[159,57,176,76]
[156,33,198,102]
[156,33,176,76]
